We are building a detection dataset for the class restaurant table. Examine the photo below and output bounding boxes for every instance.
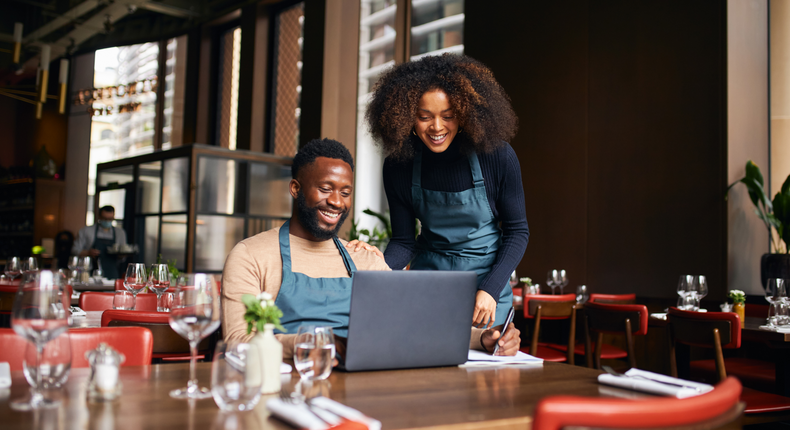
[0,361,647,430]
[649,314,790,396]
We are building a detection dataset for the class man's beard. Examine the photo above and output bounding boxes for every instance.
[295,191,350,240]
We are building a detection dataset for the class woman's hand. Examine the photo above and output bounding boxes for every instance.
[472,290,497,328]
[345,240,385,261]
[481,322,521,356]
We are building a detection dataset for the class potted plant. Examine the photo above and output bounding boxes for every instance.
[729,160,790,286]
[728,289,746,327]
[241,292,285,393]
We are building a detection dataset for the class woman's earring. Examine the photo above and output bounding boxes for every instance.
[412,128,417,136]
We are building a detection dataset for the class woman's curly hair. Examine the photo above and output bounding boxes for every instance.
[365,54,518,160]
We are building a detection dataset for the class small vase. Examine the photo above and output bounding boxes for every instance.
[250,323,282,394]
[733,302,745,328]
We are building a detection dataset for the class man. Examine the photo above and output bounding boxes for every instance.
[222,138,520,358]
[72,205,127,279]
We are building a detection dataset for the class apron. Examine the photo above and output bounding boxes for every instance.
[91,224,119,279]
[409,145,513,326]
[273,220,357,337]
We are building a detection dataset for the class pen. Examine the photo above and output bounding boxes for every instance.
[492,306,515,355]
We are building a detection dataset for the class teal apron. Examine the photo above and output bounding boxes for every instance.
[274,220,357,337]
[409,145,513,326]
[91,224,119,279]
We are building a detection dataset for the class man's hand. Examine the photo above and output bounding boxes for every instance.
[472,290,497,328]
[89,248,101,257]
[332,335,347,367]
[481,322,521,356]
[345,240,384,261]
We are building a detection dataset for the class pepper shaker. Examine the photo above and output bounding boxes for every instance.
[85,343,125,401]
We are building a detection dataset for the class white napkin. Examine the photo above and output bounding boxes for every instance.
[0,362,10,388]
[267,396,381,430]
[598,368,712,399]
[69,306,87,316]
[650,313,667,320]
[759,325,790,333]
[281,362,292,374]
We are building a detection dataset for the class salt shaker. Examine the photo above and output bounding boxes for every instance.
[85,343,125,401]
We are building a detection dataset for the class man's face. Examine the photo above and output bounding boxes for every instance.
[98,210,115,223]
[290,157,353,240]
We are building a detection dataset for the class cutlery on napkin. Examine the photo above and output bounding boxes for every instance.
[598,368,712,398]
[267,396,381,430]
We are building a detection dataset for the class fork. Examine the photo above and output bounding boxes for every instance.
[279,388,333,425]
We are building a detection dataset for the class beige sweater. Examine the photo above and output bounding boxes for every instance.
[221,226,485,358]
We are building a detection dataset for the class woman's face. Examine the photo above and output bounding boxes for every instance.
[414,89,459,154]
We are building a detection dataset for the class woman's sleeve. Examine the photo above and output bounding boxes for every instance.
[382,159,417,270]
[478,146,530,300]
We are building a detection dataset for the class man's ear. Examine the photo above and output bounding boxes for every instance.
[289,179,300,199]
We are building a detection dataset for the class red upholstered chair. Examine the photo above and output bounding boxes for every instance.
[668,307,790,419]
[582,301,647,369]
[0,284,18,327]
[519,294,576,362]
[532,377,744,430]
[115,279,125,291]
[588,293,636,304]
[79,291,157,311]
[101,310,210,361]
[0,327,153,371]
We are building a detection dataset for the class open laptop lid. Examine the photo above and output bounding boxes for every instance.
[343,270,477,372]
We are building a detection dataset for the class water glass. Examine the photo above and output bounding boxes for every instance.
[24,331,71,389]
[682,293,700,312]
[294,326,335,381]
[211,341,262,411]
[509,271,518,288]
[768,301,790,327]
[5,256,22,280]
[576,285,588,304]
[526,284,541,295]
[113,290,135,310]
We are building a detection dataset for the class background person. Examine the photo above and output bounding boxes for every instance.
[358,54,529,329]
[72,205,127,279]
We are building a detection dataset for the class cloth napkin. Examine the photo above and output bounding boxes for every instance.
[598,368,713,399]
[281,362,293,374]
[0,362,10,388]
[267,396,381,430]
[69,306,87,316]
[759,325,790,333]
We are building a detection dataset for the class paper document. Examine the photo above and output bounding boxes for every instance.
[461,350,543,367]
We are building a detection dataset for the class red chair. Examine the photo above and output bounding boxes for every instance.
[519,294,576,362]
[115,279,125,291]
[0,327,153,371]
[532,377,744,430]
[588,293,636,304]
[668,307,790,420]
[79,291,157,311]
[553,301,648,369]
[101,310,210,361]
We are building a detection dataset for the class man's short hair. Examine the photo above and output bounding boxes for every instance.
[291,138,354,180]
[99,205,115,214]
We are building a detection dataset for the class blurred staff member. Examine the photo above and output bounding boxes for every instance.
[72,205,127,279]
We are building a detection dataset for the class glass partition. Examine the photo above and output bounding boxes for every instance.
[138,161,162,214]
[163,157,188,213]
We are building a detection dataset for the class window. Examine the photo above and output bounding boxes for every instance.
[216,26,242,149]
[270,2,305,157]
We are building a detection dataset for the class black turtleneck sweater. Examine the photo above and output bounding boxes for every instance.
[382,136,529,300]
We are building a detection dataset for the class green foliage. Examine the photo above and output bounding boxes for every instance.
[241,293,285,334]
[728,289,746,304]
[157,254,181,280]
[519,277,533,287]
[728,161,790,254]
[347,208,421,250]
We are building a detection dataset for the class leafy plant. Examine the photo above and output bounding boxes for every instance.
[728,160,790,254]
[241,292,285,334]
[157,254,180,280]
[728,289,746,304]
[519,277,534,287]
[347,208,421,251]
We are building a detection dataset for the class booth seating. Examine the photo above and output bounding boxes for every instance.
[101,310,211,362]
[79,291,157,311]
[532,377,744,430]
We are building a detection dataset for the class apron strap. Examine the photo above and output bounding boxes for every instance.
[333,236,357,277]
[467,151,485,188]
[412,144,423,188]
[279,220,294,284]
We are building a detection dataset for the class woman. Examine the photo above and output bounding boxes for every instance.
[353,54,529,328]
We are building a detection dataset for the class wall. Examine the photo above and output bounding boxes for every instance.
[771,0,790,255]
[465,1,728,299]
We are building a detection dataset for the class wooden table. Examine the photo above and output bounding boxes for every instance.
[0,361,637,430]
[650,314,790,396]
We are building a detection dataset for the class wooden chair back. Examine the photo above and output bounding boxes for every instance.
[588,293,636,304]
[523,294,577,362]
[667,307,741,382]
[583,301,648,369]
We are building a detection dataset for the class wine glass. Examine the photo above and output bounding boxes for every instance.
[211,341,262,411]
[123,263,148,310]
[509,271,518,289]
[147,264,171,312]
[169,273,221,399]
[4,256,21,280]
[24,330,71,389]
[766,278,787,326]
[676,275,694,309]
[294,326,335,381]
[10,270,69,410]
[576,285,588,304]
[67,255,79,278]
[547,270,559,295]
[693,275,708,308]
[24,257,39,273]
[558,270,569,295]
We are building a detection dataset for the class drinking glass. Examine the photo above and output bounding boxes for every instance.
[123,263,148,309]
[766,278,787,325]
[24,257,38,273]
[67,256,79,279]
[113,290,135,310]
[676,275,694,309]
[169,273,221,399]
[547,270,559,295]
[211,341,262,411]
[526,284,540,295]
[509,271,518,289]
[576,285,588,304]
[10,270,70,410]
[558,270,569,295]
[24,330,71,389]
[693,275,708,304]
[5,256,22,280]
[768,301,790,327]
[682,292,700,312]
[294,326,335,381]
[147,264,171,312]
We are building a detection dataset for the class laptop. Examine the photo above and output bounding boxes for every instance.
[341,270,477,372]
